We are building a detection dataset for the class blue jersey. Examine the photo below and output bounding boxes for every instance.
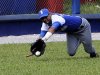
[40,14,82,37]
[61,14,82,32]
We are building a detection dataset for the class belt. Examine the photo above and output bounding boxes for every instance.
[74,18,86,33]
[79,18,86,29]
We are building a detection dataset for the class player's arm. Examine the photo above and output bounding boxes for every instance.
[38,23,49,39]
[42,22,61,41]
[39,30,47,38]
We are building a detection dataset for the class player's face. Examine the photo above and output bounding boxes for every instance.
[41,16,51,24]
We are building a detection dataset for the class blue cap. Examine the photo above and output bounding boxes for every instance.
[38,8,49,19]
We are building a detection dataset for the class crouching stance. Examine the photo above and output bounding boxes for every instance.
[29,8,98,58]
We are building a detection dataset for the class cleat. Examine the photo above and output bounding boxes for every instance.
[90,53,99,58]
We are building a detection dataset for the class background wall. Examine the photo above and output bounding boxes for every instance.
[0,20,41,36]
[0,17,100,36]
[0,0,100,36]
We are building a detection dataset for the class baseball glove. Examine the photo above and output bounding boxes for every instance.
[27,39,46,57]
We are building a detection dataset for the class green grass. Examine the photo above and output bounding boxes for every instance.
[63,1,100,14]
[81,3,100,14]
[0,41,100,75]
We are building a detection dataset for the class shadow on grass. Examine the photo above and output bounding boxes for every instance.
[33,56,99,62]
[28,52,100,62]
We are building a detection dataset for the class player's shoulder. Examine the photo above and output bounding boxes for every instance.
[51,13,71,20]
[51,14,65,24]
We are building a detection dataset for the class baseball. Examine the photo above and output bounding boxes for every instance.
[35,51,41,56]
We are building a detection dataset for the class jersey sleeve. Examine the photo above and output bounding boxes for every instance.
[40,23,49,37]
[52,15,65,25]
[51,15,65,30]
[51,22,61,30]
[41,22,49,31]
[40,30,47,37]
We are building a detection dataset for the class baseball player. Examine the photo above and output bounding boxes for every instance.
[38,8,98,58]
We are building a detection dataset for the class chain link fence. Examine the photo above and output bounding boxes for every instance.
[80,0,100,14]
[0,0,100,15]
[0,0,36,15]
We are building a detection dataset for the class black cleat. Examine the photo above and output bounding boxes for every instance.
[90,52,99,58]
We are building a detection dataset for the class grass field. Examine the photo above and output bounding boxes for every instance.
[0,41,100,75]
[64,1,100,14]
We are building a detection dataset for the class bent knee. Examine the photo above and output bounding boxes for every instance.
[68,53,75,56]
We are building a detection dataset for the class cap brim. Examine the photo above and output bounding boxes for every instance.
[40,13,48,19]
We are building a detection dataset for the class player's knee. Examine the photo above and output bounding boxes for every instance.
[67,49,76,56]
[68,53,75,56]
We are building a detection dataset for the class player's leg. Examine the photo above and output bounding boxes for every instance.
[78,18,97,57]
[66,33,81,56]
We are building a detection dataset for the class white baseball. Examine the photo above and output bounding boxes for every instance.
[35,51,41,56]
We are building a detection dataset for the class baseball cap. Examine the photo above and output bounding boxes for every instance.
[38,8,49,19]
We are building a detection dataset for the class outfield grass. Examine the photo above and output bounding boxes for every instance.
[0,41,100,75]
[81,3,100,14]
[64,1,100,14]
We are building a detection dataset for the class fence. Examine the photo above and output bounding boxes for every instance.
[0,0,100,44]
[0,0,100,15]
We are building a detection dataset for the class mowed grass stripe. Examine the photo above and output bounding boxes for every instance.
[0,41,100,75]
